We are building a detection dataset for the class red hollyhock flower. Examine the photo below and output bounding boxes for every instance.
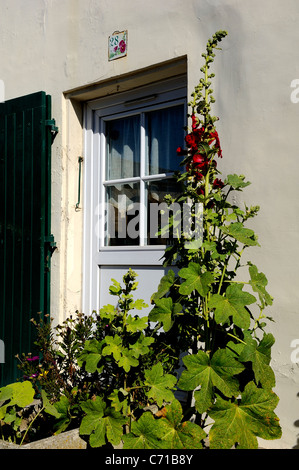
[192,153,205,166]
[213,178,224,189]
[185,133,197,149]
[193,127,205,141]
[197,186,205,195]
[209,130,222,157]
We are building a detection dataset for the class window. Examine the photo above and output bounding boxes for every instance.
[96,81,186,248]
[82,75,187,314]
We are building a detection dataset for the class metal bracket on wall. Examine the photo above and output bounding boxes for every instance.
[75,156,84,211]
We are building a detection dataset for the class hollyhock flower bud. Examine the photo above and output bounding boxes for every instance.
[177,146,187,156]
[191,114,199,130]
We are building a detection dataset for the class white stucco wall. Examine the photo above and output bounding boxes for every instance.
[1,0,299,448]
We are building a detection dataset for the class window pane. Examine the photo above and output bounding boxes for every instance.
[145,105,184,175]
[146,178,183,245]
[106,115,140,180]
[105,182,140,246]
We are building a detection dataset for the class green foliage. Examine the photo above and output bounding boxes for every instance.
[157,399,206,449]
[80,396,127,448]
[0,381,35,443]
[144,363,177,406]
[5,30,281,450]
[0,381,66,444]
[123,400,206,449]
[122,411,164,449]
[77,269,181,448]
[178,349,245,413]
[209,382,281,449]
[209,284,256,329]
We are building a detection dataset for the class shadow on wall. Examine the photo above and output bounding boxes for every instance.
[293,395,299,448]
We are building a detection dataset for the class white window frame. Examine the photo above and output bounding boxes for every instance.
[82,76,187,313]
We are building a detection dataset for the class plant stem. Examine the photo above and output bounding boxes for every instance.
[19,406,45,446]
[227,332,246,345]
[217,261,228,295]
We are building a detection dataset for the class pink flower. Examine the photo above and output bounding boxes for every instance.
[119,40,126,53]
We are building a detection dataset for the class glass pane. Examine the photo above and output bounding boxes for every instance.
[106,115,140,180]
[145,105,184,175]
[146,178,183,245]
[105,182,140,246]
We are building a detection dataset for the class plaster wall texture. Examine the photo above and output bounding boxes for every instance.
[0,0,298,448]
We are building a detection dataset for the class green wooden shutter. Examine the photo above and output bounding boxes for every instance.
[0,91,57,386]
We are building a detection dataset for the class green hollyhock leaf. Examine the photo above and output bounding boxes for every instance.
[202,241,227,261]
[109,278,122,296]
[103,409,128,446]
[209,284,256,329]
[178,349,244,413]
[99,304,117,322]
[80,396,106,435]
[225,174,251,189]
[123,412,164,449]
[7,381,35,408]
[131,299,149,310]
[42,390,62,419]
[209,381,281,449]
[89,418,106,448]
[4,408,18,425]
[248,263,273,307]
[130,336,155,357]
[184,238,203,250]
[126,314,148,333]
[151,269,176,302]
[52,395,72,434]
[78,338,103,373]
[179,262,214,296]
[80,396,126,448]
[220,222,259,246]
[149,297,182,332]
[238,331,276,389]
[118,349,139,372]
[0,384,14,419]
[0,384,14,403]
[108,389,129,414]
[158,399,206,449]
[102,335,123,361]
[144,363,176,407]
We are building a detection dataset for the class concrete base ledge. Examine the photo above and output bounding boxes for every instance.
[0,429,87,449]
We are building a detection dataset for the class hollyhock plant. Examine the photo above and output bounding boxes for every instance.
[149,30,281,449]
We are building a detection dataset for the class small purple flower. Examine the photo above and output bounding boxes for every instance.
[26,356,39,362]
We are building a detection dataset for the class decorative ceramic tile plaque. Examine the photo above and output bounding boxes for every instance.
[108,30,128,61]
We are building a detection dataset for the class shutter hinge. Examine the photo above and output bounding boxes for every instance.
[45,119,59,141]
[44,234,57,255]
[44,234,56,272]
